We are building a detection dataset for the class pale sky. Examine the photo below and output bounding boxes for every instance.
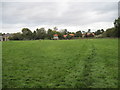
[1,0,119,33]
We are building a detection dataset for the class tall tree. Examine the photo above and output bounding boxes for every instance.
[75,30,82,37]
[88,29,91,33]
[47,29,54,39]
[82,31,85,34]
[103,17,120,38]
[114,17,120,37]
[36,28,46,39]
[22,28,32,40]
[64,29,68,35]
[56,31,64,39]
[32,31,37,40]
[9,33,23,40]
[102,27,115,37]
[101,29,104,33]
[95,30,102,35]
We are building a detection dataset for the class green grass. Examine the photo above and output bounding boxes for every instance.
[2,39,118,88]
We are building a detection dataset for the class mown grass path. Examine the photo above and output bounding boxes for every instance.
[81,44,96,88]
[2,39,118,88]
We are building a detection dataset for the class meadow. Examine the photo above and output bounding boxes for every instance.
[2,39,118,88]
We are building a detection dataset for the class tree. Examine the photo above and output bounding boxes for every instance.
[47,29,54,39]
[102,17,120,38]
[75,30,82,37]
[56,31,64,39]
[53,27,58,31]
[102,27,116,37]
[101,29,104,33]
[32,31,37,40]
[66,35,72,39]
[88,29,91,33]
[9,33,23,40]
[95,30,102,35]
[114,17,120,37]
[63,29,68,35]
[36,28,46,39]
[22,28,32,40]
[82,31,85,34]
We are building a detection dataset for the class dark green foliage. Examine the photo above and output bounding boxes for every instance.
[9,33,23,40]
[66,35,72,39]
[22,28,33,40]
[102,27,116,37]
[95,29,104,35]
[63,29,68,35]
[75,31,82,37]
[88,29,91,33]
[32,31,37,40]
[101,29,104,33]
[57,32,64,39]
[102,17,120,38]
[47,29,54,40]
[36,28,46,39]
[114,17,120,37]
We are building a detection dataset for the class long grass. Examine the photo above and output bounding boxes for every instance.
[2,39,118,88]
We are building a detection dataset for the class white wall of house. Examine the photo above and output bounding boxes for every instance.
[53,36,59,40]
[0,36,3,41]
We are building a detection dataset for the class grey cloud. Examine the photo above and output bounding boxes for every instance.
[62,2,117,23]
[2,2,118,33]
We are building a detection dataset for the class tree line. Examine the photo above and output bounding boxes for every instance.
[8,27,83,40]
[1,17,120,40]
[102,17,120,38]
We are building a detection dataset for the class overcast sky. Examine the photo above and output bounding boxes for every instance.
[1,0,119,33]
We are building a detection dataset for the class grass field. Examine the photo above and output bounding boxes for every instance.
[2,39,118,88]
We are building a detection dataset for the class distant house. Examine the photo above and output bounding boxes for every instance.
[63,34,75,38]
[82,33,95,38]
[87,33,95,36]
[95,34,103,38]
[0,36,3,41]
[53,34,59,40]
[82,33,85,38]
[63,35,67,38]
[63,34,75,39]
[69,34,75,37]
[2,34,12,41]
